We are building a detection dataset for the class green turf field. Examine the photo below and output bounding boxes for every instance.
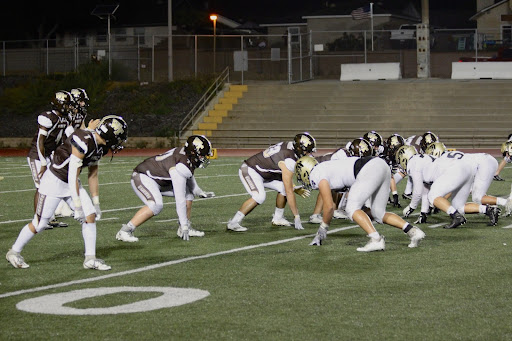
[1,155,512,340]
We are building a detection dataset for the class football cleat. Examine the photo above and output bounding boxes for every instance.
[272,217,292,227]
[493,175,505,181]
[357,236,385,252]
[308,214,323,224]
[177,226,205,238]
[485,205,501,226]
[6,249,29,269]
[48,219,69,228]
[407,227,426,248]
[116,229,139,242]
[83,258,111,271]
[333,209,349,219]
[444,211,466,229]
[227,221,248,232]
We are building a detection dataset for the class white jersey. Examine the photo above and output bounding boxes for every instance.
[310,157,391,224]
[405,154,435,210]
[441,151,497,203]
[310,157,358,191]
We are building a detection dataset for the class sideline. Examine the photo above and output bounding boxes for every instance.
[0,225,358,299]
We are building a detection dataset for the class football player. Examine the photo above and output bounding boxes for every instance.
[402,131,439,200]
[6,115,128,270]
[55,88,100,219]
[493,134,512,181]
[385,133,406,207]
[226,132,316,232]
[363,130,385,157]
[296,155,425,251]
[308,138,371,224]
[116,135,214,242]
[26,91,75,228]
[437,148,506,225]
[397,142,473,229]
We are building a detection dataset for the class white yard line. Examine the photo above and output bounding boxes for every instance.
[0,225,359,299]
[428,223,445,228]
[0,174,237,194]
[0,192,252,225]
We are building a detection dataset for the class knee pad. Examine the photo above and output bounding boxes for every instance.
[33,216,50,233]
[251,191,266,205]
[147,201,163,216]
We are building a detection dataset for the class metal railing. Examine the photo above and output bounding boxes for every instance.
[178,66,230,137]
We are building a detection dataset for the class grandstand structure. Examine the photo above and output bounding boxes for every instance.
[187,79,512,151]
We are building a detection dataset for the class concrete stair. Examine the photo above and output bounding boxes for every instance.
[206,79,512,150]
[192,84,248,137]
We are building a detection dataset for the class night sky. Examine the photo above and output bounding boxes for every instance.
[0,0,477,40]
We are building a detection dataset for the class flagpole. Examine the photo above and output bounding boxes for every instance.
[370,2,374,51]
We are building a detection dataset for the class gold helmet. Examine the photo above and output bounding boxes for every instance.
[501,141,512,157]
[424,142,446,159]
[395,145,418,171]
[295,156,318,190]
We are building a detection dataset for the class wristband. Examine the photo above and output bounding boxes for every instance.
[92,196,100,205]
[294,214,300,220]
[320,222,329,229]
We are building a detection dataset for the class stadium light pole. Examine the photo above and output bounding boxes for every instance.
[91,4,119,80]
[168,0,173,81]
[210,14,217,74]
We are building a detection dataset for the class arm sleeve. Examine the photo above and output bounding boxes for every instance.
[170,163,193,226]
[187,175,203,197]
[68,153,83,206]
[409,170,423,210]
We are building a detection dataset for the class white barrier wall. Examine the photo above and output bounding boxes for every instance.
[451,62,512,79]
[340,63,401,81]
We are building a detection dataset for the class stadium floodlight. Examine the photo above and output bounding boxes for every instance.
[91,4,120,79]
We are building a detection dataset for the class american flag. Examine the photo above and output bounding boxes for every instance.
[351,5,372,20]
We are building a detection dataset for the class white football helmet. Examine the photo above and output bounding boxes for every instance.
[295,156,318,190]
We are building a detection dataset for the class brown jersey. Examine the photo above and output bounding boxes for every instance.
[27,110,69,160]
[69,109,87,130]
[244,141,297,182]
[49,129,103,182]
[134,147,195,187]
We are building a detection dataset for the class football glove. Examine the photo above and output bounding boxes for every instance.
[293,185,311,198]
[179,224,190,241]
[403,205,414,218]
[94,204,102,220]
[198,191,215,198]
[309,224,328,246]
[73,205,85,224]
[294,215,304,230]
[415,212,428,224]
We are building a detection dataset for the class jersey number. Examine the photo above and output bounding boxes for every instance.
[263,143,282,158]
[446,151,464,159]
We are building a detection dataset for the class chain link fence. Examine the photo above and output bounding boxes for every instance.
[1,28,510,82]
